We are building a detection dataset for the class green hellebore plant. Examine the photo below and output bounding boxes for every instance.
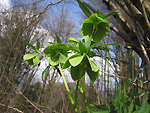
[22,1,119,112]
[44,43,69,66]
[80,13,110,43]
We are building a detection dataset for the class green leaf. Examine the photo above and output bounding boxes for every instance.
[48,57,59,66]
[135,105,139,111]
[128,100,134,113]
[42,65,50,81]
[140,80,143,88]
[44,44,69,55]
[70,63,85,81]
[139,98,148,112]
[48,42,54,44]
[55,34,62,43]
[23,54,35,61]
[88,51,96,58]
[87,44,98,51]
[36,39,40,50]
[86,65,99,82]
[80,23,93,36]
[33,55,40,66]
[96,9,99,16]
[100,12,118,19]
[79,41,87,54]
[92,111,109,113]
[59,53,67,63]
[28,58,34,65]
[76,0,92,18]
[80,14,110,42]
[82,36,91,48]
[90,104,109,110]
[139,92,146,98]
[44,44,68,65]
[68,45,80,53]
[85,37,91,48]
[63,59,71,69]
[86,55,99,72]
[67,37,79,43]
[92,21,110,42]
[88,44,109,52]
[48,51,68,66]
[83,14,103,24]
[21,40,36,51]
[69,54,84,67]
[144,104,150,113]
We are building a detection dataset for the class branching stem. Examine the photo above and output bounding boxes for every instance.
[58,64,78,113]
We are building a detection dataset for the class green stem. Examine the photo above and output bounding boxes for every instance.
[36,50,49,61]
[57,64,78,113]
[81,75,90,113]
[75,80,79,110]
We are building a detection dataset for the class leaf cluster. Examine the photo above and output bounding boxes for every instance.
[90,79,150,113]
[22,0,119,112]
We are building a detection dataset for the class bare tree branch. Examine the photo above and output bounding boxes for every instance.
[0,103,23,113]
[3,75,44,113]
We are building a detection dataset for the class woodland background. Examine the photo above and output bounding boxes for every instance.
[0,0,150,112]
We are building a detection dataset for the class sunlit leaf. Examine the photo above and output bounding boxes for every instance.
[33,55,40,66]
[82,36,91,48]
[59,53,67,63]
[68,37,79,43]
[69,54,84,67]
[23,54,35,61]
[86,55,99,72]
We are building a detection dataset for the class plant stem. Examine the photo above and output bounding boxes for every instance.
[81,75,90,113]
[75,80,79,110]
[58,64,78,113]
[36,50,49,61]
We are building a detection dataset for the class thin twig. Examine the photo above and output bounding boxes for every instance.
[0,103,23,113]
[3,75,44,113]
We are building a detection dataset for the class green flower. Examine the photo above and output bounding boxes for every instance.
[44,43,69,66]
[80,13,110,42]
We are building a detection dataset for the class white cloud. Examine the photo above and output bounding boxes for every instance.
[0,0,10,9]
